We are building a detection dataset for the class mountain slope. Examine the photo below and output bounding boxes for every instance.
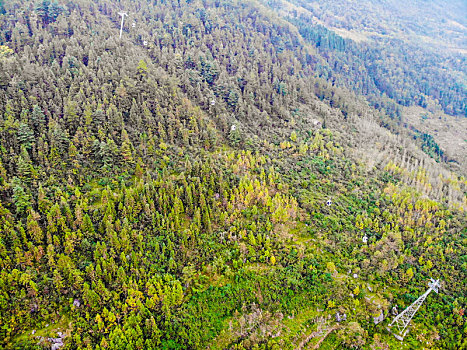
[0,0,465,349]
[265,0,467,173]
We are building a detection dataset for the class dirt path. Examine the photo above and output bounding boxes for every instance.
[312,325,339,349]
[296,324,340,350]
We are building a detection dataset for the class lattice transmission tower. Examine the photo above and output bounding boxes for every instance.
[387,279,441,340]
[118,12,127,39]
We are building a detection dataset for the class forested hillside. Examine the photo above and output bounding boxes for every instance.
[0,0,465,349]
[267,0,467,172]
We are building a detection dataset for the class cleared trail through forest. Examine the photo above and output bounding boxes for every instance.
[311,325,339,349]
[296,320,339,350]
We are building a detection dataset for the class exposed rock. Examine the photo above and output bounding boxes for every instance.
[30,303,39,313]
[312,119,322,129]
[335,312,347,322]
[73,299,81,307]
[48,337,62,343]
[373,310,384,324]
[392,306,398,315]
[51,343,63,350]
[48,335,65,350]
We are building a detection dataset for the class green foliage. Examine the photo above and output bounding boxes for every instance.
[0,1,464,349]
[413,129,445,162]
[35,0,63,25]
[11,177,31,214]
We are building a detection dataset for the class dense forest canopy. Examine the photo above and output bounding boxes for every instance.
[0,0,465,349]
[266,0,467,118]
[265,0,467,174]
[287,0,467,49]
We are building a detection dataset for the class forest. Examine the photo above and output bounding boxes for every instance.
[266,0,467,172]
[0,0,465,349]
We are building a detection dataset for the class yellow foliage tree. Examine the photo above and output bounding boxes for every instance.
[0,45,13,58]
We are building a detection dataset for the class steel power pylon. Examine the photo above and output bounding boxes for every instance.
[388,279,441,340]
[118,12,128,39]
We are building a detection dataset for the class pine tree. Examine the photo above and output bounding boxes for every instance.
[120,129,134,166]
[17,149,33,185]
[129,99,142,131]
[0,160,7,187]
[81,214,96,240]
[17,123,35,150]
[31,105,46,134]
[136,59,148,79]
[12,178,31,215]
[27,211,43,244]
